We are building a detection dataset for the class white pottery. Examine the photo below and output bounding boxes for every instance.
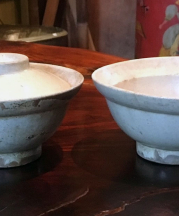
[92,57,179,165]
[0,53,84,168]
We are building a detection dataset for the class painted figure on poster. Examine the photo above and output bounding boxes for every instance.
[159,0,179,56]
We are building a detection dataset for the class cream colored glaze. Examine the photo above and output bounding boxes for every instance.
[0,53,81,101]
[0,69,71,101]
[0,63,71,101]
[114,75,179,98]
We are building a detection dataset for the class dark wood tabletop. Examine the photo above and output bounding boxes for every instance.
[0,41,179,216]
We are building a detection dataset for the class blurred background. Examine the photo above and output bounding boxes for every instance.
[0,0,136,59]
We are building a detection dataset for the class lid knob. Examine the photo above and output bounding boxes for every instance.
[0,53,29,75]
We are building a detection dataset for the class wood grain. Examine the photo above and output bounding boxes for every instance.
[0,40,125,76]
[0,41,177,216]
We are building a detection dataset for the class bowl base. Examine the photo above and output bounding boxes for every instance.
[136,142,179,165]
[0,146,41,168]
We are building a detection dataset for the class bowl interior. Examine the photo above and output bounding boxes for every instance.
[92,57,179,99]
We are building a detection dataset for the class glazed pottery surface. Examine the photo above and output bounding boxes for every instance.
[0,53,84,167]
[92,57,179,165]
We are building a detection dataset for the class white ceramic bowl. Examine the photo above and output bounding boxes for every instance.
[0,53,84,167]
[92,57,179,165]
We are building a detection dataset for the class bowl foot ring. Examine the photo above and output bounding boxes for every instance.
[0,146,41,168]
[136,142,179,165]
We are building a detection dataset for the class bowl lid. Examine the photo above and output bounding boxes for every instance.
[0,53,83,102]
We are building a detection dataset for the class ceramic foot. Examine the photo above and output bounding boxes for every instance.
[136,142,179,165]
[0,146,41,168]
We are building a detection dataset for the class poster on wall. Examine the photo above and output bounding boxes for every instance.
[136,0,179,58]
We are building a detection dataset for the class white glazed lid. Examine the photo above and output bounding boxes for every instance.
[0,53,82,102]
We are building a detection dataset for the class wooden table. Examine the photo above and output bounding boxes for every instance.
[0,41,179,216]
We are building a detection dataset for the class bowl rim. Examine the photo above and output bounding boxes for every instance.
[92,57,179,114]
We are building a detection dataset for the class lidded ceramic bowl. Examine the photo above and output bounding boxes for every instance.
[0,53,84,168]
[92,57,179,165]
